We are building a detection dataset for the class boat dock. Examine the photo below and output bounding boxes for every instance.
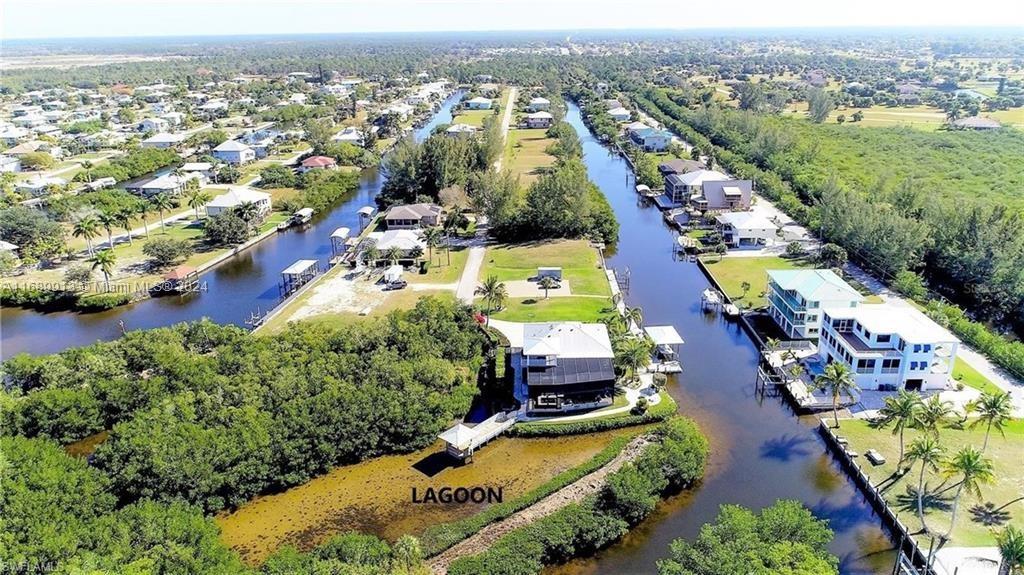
[438,411,518,462]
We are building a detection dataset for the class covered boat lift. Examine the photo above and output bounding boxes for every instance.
[357,205,377,231]
[330,227,351,258]
[645,325,684,372]
[280,259,319,296]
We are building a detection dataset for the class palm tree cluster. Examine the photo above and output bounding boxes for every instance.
[474,275,507,323]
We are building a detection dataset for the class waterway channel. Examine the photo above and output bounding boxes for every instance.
[545,101,896,574]
[0,90,463,359]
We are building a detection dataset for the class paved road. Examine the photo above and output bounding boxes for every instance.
[492,87,517,172]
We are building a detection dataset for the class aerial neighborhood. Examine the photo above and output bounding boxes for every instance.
[1,24,1022,575]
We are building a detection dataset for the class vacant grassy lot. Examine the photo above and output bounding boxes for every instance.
[480,239,610,297]
[837,418,1024,548]
[503,128,556,187]
[408,246,469,285]
[699,255,815,309]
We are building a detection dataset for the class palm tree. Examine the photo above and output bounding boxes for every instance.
[233,201,260,232]
[72,214,100,256]
[475,275,507,320]
[967,391,1013,451]
[622,305,643,329]
[918,395,954,437]
[996,526,1024,575]
[384,246,403,266]
[616,337,652,383]
[115,209,134,246]
[135,201,151,238]
[362,245,381,268]
[812,362,859,428]
[877,390,923,465]
[421,226,443,265]
[408,245,424,261]
[151,193,174,232]
[186,188,212,221]
[763,337,781,359]
[942,446,995,540]
[90,249,117,291]
[539,276,558,299]
[905,435,944,534]
[97,209,118,249]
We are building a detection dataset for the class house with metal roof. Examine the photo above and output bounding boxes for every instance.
[766,269,864,339]
[212,140,256,165]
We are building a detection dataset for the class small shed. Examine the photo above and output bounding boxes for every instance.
[537,267,562,281]
[281,259,319,295]
[383,264,404,284]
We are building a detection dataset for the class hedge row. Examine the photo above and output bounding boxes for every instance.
[507,392,677,438]
[0,286,131,312]
[448,417,709,575]
[421,432,639,557]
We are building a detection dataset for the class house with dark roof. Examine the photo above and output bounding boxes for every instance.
[383,203,444,229]
[658,158,705,176]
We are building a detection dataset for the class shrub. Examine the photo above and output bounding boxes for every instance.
[203,212,250,245]
[893,270,928,301]
[142,236,195,267]
[76,292,131,310]
[784,241,806,258]
[508,393,676,437]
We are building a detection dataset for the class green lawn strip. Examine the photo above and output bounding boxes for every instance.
[420,429,644,557]
[408,246,469,285]
[836,418,1024,547]
[510,392,677,437]
[490,296,613,323]
[700,255,815,309]
[481,240,610,297]
[951,357,1003,395]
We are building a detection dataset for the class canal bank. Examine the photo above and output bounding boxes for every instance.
[0,90,465,360]
[546,101,895,574]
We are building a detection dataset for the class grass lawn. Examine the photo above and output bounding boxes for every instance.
[488,296,614,323]
[480,239,610,297]
[990,107,1024,129]
[452,88,509,128]
[951,357,1002,395]
[408,246,469,285]
[781,103,947,131]
[504,128,556,187]
[700,255,815,309]
[836,418,1024,547]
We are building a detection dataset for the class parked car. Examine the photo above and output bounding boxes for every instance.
[383,279,408,291]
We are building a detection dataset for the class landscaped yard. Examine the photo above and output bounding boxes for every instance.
[408,246,469,285]
[951,357,1002,395]
[480,240,610,297]
[836,418,1024,548]
[700,255,815,309]
[451,88,508,127]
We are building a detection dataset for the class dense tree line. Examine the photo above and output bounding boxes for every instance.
[448,417,709,575]
[2,297,487,514]
[657,500,838,575]
[379,128,499,206]
[73,148,181,184]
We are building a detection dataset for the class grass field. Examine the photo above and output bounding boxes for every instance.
[700,255,815,309]
[408,246,469,285]
[990,107,1024,129]
[503,128,556,187]
[951,357,1002,395]
[480,239,610,297]
[836,418,1024,547]
[782,102,948,131]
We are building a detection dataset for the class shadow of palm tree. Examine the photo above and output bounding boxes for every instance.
[759,433,815,462]
[969,502,1011,527]
[893,483,953,514]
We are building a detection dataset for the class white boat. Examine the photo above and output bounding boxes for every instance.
[723,304,740,317]
[701,288,721,305]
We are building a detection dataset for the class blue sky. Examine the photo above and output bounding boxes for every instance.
[3,0,1022,40]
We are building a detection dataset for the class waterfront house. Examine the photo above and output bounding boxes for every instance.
[205,186,272,218]
[179,162,217,180]
[212,140,256,165]
[658,158,705,176]
[628,126,672,152]
[332,126,365,144]
[384,203,444,229]
[445,123,479,137]
[367,229,427,259]
[465,97,493,110]
[141,132,186,150]
[524,111,554,129]
[15,176,66,197]
[607,106,632,122]
[527,97,551,111]
[817,306,959,391]
[694,180,753,212]
[714,212,778,248]
[299,155,337,173]
[766,269,863,339]
[497,321,617,414]
[664,169,729,204]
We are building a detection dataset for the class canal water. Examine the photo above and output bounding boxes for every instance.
[0,91,463,359]
[546,102,896,574]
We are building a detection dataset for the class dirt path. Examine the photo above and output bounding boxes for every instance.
[427,435,651,574]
